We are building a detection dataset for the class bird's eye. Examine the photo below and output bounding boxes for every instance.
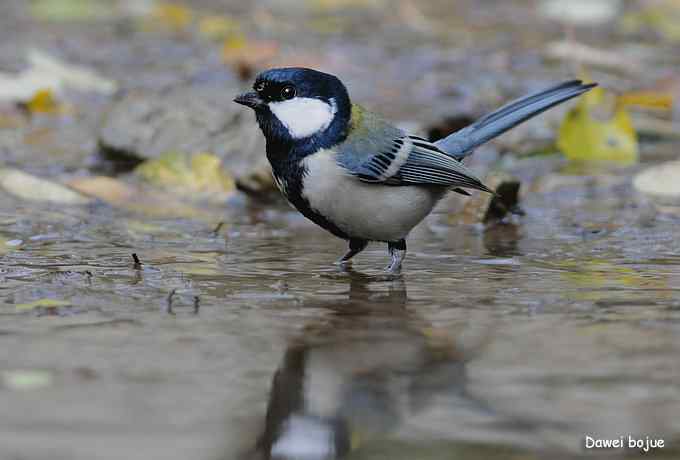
[280,85,296,100]
[254,82,265,92]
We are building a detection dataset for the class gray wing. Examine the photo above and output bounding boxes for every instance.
[347,135,492,193]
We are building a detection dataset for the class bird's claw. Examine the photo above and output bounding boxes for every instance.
[384,263,402,274]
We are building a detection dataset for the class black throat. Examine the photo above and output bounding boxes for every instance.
[256,101,352,240]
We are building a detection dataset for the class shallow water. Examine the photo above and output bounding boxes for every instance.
[1,175,680,460]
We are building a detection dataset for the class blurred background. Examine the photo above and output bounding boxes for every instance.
[1,1,679,459]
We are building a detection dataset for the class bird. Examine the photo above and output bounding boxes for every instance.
[234,68,596,272]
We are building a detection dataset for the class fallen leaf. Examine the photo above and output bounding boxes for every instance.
[135,152,235,201]
[0,49,117,102]
[634,160,680,202]
[1,370,53,391]
[68,176,212,219]
[191,153,236,192]
[67,176,133,204]
[621,0,680,42]
[16,298,72,312]
[222,35,279,70]
[0,169,92,204]
[618,91,674,110]
[198,15,240,41]
[31,0,112,22]
[23,88,64,114]
[29,49,117,94]
[0,237,23,255]
[150,2,193,32]
[557,85,638,165]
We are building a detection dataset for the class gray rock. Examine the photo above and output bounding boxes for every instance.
[98,83,272,192]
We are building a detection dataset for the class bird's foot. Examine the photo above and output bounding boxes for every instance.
[335,257,352,266]
[336,238,368,267]
[385,239,406,273]
[385,259,403,273]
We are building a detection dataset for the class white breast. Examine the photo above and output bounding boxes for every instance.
[301,150,442,242]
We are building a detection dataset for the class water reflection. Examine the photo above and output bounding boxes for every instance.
[244,271,492,460]
[483,223,522,258]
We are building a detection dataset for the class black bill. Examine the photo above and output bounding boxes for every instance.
[234,91,265,109]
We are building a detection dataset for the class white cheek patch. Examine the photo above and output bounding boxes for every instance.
[269,97,336,139]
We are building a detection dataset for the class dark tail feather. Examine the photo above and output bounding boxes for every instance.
[436,80,597,159]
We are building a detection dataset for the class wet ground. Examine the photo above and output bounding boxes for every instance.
[1,1,680,459]
[3,171,680,459]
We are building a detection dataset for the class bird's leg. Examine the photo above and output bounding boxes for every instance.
[337,238,368,265]
[386,239,406,273]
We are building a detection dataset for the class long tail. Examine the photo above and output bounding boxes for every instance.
[435,80,597,159]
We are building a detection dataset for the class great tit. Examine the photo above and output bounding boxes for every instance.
[234,68,595,272]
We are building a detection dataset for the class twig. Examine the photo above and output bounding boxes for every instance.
[211,221,225,236]
[165,289,177,315]
[132,253,142,270]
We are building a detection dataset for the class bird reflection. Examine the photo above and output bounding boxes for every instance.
[483,223,522,257]
[244,271,488,460]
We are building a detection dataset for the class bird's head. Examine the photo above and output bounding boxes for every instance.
[234,67,351,146]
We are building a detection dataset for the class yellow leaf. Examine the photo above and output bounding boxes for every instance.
[222,33,247,53]
[191,153,236,192]
[135,152,235,200]
[618,91,674,110]
[198,15,240,41]
[16,298,72,312]
[25,88,62,114]
[151,2,193,31]
[0,49,117,102]
[557,85,638,165]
